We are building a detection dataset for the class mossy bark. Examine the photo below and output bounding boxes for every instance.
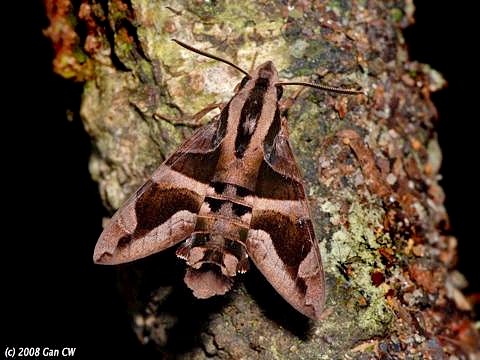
[45,0,479,358]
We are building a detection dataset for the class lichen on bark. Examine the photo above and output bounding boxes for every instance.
[45,0,479,358]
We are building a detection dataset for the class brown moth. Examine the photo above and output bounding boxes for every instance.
[93,39,362,320]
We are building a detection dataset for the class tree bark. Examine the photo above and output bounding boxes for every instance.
[45,0,479,358]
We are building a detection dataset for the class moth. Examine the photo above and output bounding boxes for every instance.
[93,39,362,320]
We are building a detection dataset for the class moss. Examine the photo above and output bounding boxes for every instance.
[390,8,404,23]
[73,46,88,63]
[269,344,282,360]
[114,34,134,56]
[327,0,351,17]
[290,39,309,59]
[283,39,356,77]
[108,0,130,24]
[427,138,442,174]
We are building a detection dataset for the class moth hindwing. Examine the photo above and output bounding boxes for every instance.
[93,40,362,320]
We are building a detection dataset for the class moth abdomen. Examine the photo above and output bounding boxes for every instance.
[174,181,254,297]
[177,230,248,297]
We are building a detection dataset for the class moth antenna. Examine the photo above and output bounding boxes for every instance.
[276,81,364,95]
[172,39,250,78]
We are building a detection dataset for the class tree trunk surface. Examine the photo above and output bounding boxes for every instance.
[45,0,479,358]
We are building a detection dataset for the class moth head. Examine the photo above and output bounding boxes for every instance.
[252,61,278,84]
[255,61,278,80]
[234,62,280,96]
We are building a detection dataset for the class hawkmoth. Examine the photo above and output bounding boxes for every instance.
[93,39,362,320]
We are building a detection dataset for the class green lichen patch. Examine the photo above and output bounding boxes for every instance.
[320,195,394,336]
[327,0,352,17]
[283,39,356,77]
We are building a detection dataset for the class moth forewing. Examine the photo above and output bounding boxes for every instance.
[245,111,326,319]
[93,121,223,265]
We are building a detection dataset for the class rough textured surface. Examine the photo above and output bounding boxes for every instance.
[45,0,479,358]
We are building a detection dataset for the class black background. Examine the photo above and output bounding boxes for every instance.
[3,2,478,359]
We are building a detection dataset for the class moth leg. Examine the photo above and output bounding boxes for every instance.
[278,87,305,115]
[153,102,223,128]
[248,51,259,74]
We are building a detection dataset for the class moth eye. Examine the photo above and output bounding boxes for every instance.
[276,85,283,101]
